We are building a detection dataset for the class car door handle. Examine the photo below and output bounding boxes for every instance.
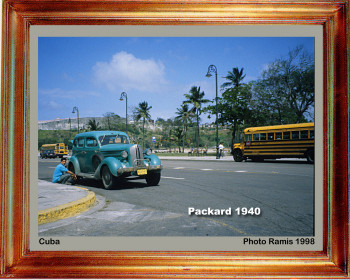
[81,151,87,154]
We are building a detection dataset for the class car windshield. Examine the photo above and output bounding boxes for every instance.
[99,135,130,146]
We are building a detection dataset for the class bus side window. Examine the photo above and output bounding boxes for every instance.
[260,133,266,141]
[292,131,299,139]
[245,134,252,141]
[268,133,274,141]
[283,132,290,140]
[253,133,259,141]
[275,132,282,140]
[310,130,314,139]
[300,130,308,139]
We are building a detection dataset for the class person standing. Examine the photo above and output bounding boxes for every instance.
[52,158,77,184]
[218,142,224,158]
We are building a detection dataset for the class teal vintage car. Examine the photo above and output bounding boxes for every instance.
[68,131,162,189]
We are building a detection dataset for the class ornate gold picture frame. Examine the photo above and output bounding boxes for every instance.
[1,0,349,278]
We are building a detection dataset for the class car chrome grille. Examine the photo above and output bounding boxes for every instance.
[130,145,145,167]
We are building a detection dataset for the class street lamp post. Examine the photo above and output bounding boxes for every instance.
[120,92,128,134]
[206,65,220,159]
[72,106,79,133]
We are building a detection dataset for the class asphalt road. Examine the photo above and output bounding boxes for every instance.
[38,158,314,237]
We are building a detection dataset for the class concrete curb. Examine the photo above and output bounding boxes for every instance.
[38,186,96,225]
[158,157,233,162]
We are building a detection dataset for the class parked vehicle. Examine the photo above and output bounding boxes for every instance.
[40,143,68,158]
[233,122,314,163]
[67,131,162,189]
[40,149,56,159]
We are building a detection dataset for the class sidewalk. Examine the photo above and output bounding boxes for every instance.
[158,155,234,162]
[38,180,96,225]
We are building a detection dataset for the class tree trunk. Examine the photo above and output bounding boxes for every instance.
[231,120,237,154]
[142,119,145,148]
[196,112,200,154]
[182,126,185,153]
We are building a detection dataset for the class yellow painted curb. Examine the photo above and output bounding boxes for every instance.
[38,187,96,225]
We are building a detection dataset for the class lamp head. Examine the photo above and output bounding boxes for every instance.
[206,72,212,78]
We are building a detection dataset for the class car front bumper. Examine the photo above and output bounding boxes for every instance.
[117,164,163,174]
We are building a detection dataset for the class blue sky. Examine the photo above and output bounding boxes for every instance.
[38,37,314,122]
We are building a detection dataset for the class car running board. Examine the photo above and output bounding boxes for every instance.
[77,173,95,179]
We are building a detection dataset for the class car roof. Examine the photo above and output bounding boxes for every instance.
[73,131,129,138]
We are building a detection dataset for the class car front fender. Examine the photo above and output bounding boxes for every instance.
[68,156,81,174]
[144,154,162,168]
[94,157,123,179]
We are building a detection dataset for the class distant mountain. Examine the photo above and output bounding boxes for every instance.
[38,117,104,130]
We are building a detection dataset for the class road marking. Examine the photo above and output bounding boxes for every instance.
[204,217,247,235]
[162,176,185,180]
[173,167,185,169]
[235,171,247,173]
[201,169,213,171]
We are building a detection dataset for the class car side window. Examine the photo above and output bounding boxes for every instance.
[86,137,98,147]
[77,138,85,148]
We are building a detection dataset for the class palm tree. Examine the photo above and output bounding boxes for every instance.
[173,127,183,153]
[221,67,246,89]
[175,104,193,153]
[183,86,210,153]
[87,119,100,131]
[134,101,152,148]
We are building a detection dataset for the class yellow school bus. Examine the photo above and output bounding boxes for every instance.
[40,143,68,158]
[233,123,314,163]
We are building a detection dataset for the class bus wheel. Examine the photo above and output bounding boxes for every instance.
[233,150,243,162]
[306,149,314,164]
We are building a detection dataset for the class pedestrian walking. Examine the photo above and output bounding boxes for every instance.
[52,158,77,184]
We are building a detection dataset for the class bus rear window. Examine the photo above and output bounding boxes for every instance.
[310,130,314,139]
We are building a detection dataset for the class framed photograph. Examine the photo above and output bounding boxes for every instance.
[1,0,349,278]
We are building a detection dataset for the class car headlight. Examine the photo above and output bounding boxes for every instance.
[121,150,128,159]
[145,149,152,156]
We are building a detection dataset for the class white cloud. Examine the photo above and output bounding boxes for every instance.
[92,51,167,93]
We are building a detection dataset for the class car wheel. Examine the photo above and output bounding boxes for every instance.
[146,172,161,186]
[233,149,243,162]
[101,166,118,190]
[306,149,314,164]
